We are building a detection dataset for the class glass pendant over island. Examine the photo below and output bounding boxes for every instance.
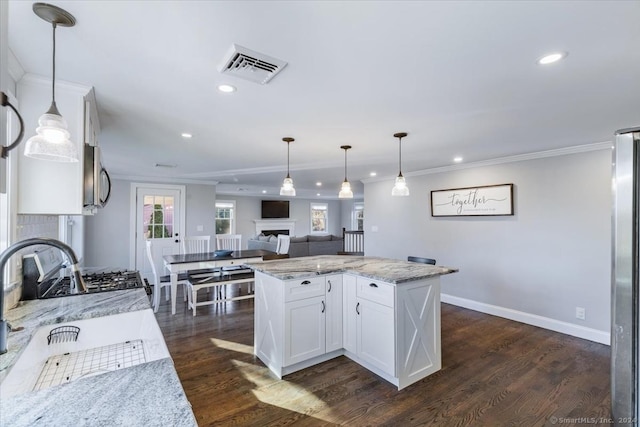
[279,137,296,196]
[391,132,409,196]
[338,145,353,199]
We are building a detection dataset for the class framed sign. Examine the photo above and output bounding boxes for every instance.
[431,184,514,217]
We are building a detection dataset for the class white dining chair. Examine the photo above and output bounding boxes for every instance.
[216,234,242,251]
[276,234,290,255]
[182,235,211,254]
[146,239,190,313]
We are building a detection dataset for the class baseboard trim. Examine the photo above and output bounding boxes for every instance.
[441,293,610,345]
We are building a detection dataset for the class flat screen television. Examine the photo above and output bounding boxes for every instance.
[261,200,289,219]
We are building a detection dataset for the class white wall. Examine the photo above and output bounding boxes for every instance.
[85,182,353,266]
[364,148,611,343]
[223,195,346,241]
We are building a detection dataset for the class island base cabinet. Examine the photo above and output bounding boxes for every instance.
[357,299,395,375]
[255,271,442,390]
[396,279,442,389]
[284,296,326,366]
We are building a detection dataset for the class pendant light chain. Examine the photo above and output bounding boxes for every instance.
[344,148,348,181]
[51,22,58,105]
[398,136,402,177]
[287,140,290,177]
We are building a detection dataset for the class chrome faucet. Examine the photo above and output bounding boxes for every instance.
[0,238,87,354]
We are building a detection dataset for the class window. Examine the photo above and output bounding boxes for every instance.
[353,202,364,231]
[216,200,235,234]
[310,203,328,234]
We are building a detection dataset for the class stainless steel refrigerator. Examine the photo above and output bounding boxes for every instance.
[612,127,640,425]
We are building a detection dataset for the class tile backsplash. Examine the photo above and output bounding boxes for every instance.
[17,215,59,241]
[4,215,60,309]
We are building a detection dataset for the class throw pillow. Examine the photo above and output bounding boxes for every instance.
[269,235,278,243]
[258,234,270,242]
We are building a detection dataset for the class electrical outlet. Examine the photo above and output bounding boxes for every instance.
[196,225,204,232]
[576,307,586,320]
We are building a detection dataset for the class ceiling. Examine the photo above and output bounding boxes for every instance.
[7,1,640,199]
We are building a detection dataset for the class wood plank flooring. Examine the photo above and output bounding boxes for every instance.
[154,287,611,426]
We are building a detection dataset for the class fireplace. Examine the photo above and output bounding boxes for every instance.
[261,229,289,237]
[254,219,296,236]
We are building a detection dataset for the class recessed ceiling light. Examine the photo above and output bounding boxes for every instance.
[217,84,236,93]
[316,182,322,186]
[262,190,267,194]
[317,193,321,196]
[537,52,567,65]
[453,156,463,163]
[369,172,377,177]
[181,133,192,138]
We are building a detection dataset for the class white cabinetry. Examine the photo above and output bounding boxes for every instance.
[255,270,442,390]
[356,277,395,376]
[17,75,98,214]
[325,275,343,353]
[254,272,343,377]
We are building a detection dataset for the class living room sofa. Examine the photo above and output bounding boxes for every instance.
[247,234,343,257]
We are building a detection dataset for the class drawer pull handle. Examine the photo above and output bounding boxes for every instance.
[327,280,332,292]
[369,283,378,288]
[301,280,311,285]
[321,301,325,313]
[356,302,360,315]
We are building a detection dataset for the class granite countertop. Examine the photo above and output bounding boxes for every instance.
[246,255,458,283]
[0,289,197,427]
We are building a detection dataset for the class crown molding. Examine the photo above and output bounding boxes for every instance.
[18,72,92,95]
[110,173,219,186]
[362,141,613,183]
[7,49,25,83]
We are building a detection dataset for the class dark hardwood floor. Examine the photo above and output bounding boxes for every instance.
[154,287,611,426]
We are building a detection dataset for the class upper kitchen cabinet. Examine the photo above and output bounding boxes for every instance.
[17,74,100,215]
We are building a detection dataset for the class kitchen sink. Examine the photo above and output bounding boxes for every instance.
[0,309,170,397]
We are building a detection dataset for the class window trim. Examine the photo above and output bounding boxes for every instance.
[352,202,364,231]
[215,200,236,235]
[310,202,328,234]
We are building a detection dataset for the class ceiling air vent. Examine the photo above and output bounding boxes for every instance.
[218,44,287,85]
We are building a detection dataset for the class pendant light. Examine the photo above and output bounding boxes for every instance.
[24,3,79,163]
[338,145,353,199]
[279,137,296,196]
[391,132,409,196]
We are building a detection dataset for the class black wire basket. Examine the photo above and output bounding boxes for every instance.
[47,325,80,345]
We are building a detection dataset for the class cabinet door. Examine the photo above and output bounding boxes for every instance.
[343,274,357,354]
[284,296,326,366]
[325,275,343,353]
[357,298,395,376]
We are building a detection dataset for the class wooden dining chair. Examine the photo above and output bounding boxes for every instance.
[182,235,210,254]
[146,240,190,312]
[407,256,436,265]
[216,234,242,251]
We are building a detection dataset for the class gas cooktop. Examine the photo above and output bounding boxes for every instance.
[21,247,146,300]
[41,270,145,299]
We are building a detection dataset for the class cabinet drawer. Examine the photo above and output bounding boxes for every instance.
[284,277,325,302]
[357,277,395,308]
[216,257,262,267]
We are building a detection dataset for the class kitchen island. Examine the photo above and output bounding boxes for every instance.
[246,255,458,390]
[0,289,196,426]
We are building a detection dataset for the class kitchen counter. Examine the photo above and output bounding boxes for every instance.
[246,255,458,283]
[0,289,197,427]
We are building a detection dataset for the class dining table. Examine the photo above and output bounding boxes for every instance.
[163,249,275,314]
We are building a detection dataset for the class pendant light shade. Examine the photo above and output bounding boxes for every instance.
[280,137,296,196]
[391,132,409,196]
[24,3,79,163]
[338,145,353,199]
